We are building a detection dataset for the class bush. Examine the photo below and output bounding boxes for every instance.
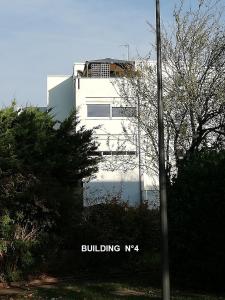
[0,103,99,282]
[51,199,160,279]
[0,213,39,282]
[168,150,225,290]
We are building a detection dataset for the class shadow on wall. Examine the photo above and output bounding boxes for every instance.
[48,77,74,122]
[83,181,141,206]
[84,181,160,208]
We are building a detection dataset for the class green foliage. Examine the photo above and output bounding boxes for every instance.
[0,212,39,281]
[168,150,225,290]
[0,102,100,281]
[52,199,160,277]
[82,200,159,249]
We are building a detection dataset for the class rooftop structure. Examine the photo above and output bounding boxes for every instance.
[79,58,135,78]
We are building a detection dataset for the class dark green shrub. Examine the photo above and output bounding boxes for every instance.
[0,103,99,281]
[168,150,225,290]
[53,199,160,278]
[0,213,39,282]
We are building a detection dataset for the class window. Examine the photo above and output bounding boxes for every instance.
[126,151,136,155]
[87,104,110,117]
[93,151,102,156]
[112,107,136,117]
[102,151,112,155]
[87,104,136,118]
[93,151,136,156]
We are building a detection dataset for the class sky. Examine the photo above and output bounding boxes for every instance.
[0,0,184,107]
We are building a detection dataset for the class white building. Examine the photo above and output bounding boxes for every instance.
[47,58,158,206]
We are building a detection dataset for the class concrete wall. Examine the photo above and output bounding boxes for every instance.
[74,76,141,204]
[75,77,134,137]
[46,65,158,206]
[47,75,74,122]
[84,169,140,206]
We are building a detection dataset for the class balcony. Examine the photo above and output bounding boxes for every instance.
[78,58,135,78]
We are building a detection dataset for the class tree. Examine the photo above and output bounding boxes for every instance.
[0,103,100,281]
[168,149,225,289]
[116,0,225,178]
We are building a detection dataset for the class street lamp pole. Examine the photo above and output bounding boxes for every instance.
[155,0,170,300]
[137,96,143,205]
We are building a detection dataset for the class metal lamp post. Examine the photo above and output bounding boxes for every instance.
[155,0,170,299]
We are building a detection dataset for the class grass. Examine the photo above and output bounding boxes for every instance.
[1,281,225,300]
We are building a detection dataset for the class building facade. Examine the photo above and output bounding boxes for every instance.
[47,58,158,206]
